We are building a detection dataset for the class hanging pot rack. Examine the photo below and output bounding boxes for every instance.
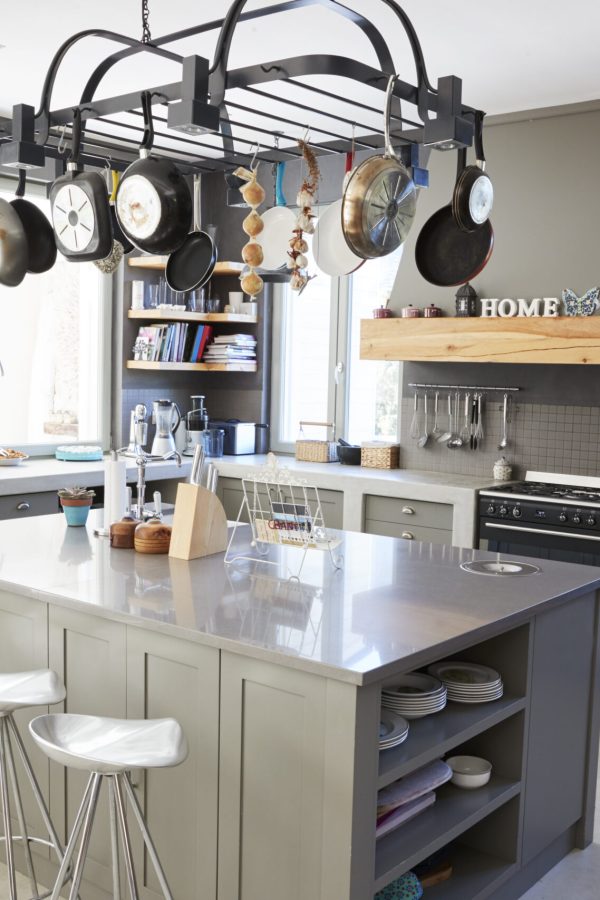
[0,0,483,178]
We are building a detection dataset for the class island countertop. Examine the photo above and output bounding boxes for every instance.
[1,510,599,685]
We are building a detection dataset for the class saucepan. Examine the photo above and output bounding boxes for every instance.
[11,170,57,274]
[0,195,28,286]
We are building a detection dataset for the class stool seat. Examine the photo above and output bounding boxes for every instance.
[29,714,188,774]
[0,669,66,713]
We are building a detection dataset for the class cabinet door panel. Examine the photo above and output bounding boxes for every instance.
[49,607,126,895]
[126,627,219,900]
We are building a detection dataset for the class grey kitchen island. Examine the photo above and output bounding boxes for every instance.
[0,511,599,900]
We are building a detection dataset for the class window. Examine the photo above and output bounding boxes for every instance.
[271,229,402,451]
[0,180,112,452]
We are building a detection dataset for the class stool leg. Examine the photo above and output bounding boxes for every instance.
[113,773,139,900]
[67,773,102,900]
[0,718,17,900]
[123,773,174,900]
[3,718,38,898]
[108,777,122,900]
[7,714,64,865]
[49,773,96,900]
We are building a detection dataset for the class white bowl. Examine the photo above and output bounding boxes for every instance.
[447,755,492,789]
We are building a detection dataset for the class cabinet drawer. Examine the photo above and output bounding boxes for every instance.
[365,518,452,546]
[365,495,452,530]
[0,492,59,520]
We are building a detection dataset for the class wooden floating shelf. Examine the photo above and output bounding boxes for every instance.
[128,257,244,276]
[126,361,257,373]
[360,317,600,365]
[128,310,257,324]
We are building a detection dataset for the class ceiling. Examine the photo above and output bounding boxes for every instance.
[0,0,598,166]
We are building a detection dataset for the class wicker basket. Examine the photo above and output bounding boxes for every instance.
[295,422,338,463]
[361,443,400,469]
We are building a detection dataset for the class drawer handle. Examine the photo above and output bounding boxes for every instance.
[16,502,30,511]
[401,531,414,540]
[401,506,415,515]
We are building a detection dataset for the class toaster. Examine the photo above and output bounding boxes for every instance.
[209,420,256,455]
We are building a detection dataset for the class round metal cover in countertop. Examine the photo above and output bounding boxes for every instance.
[460,560,540,577]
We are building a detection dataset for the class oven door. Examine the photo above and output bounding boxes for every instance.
[479,520,600,566]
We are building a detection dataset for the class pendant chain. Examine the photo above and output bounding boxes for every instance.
[141,0,152,44]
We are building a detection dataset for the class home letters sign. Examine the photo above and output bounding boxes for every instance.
[480,297,559,317]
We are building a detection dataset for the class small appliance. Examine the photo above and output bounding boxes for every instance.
[210,420,256,455]
[151,400,181,457]
[183,395,209,457]
[121,403,149,457]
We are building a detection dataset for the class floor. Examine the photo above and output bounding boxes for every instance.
[1,767,600,899]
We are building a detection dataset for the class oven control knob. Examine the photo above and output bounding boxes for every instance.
[559,513,568,523]
[586,516,596,527]
[499,506,508,517]
[572,514,582,525]
[512,507,522,519]
[486,504,496,515]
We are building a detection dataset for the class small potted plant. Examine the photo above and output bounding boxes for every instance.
[58,486,95,527]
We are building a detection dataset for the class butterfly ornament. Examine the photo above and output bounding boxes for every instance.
[562,287,600,316]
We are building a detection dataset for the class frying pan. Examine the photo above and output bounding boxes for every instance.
[49,107,113,262]
[165,174,217,292]
[313,155,365,277]
[257,162,296,271]
[452,112,493,232]
[0,196,28,287]
[415,205,494,287]
[116,92,192,254]
[11,170,56,274]
[108,171,133,254]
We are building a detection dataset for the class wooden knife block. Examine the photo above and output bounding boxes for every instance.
[168,483,228,561]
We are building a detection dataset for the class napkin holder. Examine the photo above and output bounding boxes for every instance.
[168,483,228,561]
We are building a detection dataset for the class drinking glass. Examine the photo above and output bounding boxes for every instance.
[145,284,160,309]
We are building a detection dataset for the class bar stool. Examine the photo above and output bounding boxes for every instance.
[0,669,66,900]
[29,713,188,900]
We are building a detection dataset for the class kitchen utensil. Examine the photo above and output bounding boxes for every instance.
[415,204,494,287]
[116,92,192,254]
[459,392,471,444]
[400,304,420,318]
[134,519,172,554]
[422,303,442,318]
[447,392,463,448]
[11,170,57,274]
[437,394,452,443]
[498,393,509,450]
[417,393,429,447]
[342,75,417,259]
[256,162,296,271]
[337,442,361,465]
[313,155,365,276]
[409,392,420,440]
[201,428,225,458]
[109,516,138,549]
[446,755,492,789]
[165,173,217,292]
[475,393,484,447]
[431,392,441,438]
[50,108,112,262]
[452,112,493,232]
[470,394,477,450]
[150,399,181,457]
[0,193,28,287]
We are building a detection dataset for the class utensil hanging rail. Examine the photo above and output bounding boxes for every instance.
[408,384,521,392]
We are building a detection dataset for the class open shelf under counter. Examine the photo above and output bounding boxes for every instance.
[360,316,600,364]
[127,309,258,324]
[378,695,526,789]
[126,360,257,373]
[423,845,518,900]
[374,777,521,893]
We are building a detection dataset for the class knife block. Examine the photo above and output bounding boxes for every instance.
[168,483,228,561]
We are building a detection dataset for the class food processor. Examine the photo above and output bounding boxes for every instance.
[183,395,209,456]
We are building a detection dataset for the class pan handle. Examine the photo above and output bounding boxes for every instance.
[139,91,154,157]
[384,74,403,160]
[68,107,83,170]
[275,162,286,208]
[15,169,26,199]
[474,110,486,170]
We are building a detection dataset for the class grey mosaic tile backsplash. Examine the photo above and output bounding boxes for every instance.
[399,397,600,480]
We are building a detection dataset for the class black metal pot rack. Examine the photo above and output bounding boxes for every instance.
[0,0,483,179]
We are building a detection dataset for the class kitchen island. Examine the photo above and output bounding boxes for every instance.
[0,511,599,899]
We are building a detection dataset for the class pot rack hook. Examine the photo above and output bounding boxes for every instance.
[57,123,68,155]
[249,141,260,170]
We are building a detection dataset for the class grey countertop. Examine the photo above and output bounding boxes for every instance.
[0,510,598,686]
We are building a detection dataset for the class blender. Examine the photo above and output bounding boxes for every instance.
[184,395,209,456]
[150,400,182,457]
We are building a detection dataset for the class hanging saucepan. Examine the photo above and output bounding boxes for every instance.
[165,174,217,292]
[256,162,296,271]
[11,170,56,275]
[49,108,113,262]
[0,193,28,287]
[415,204,494,287]
[452,112,493,232]
[313,153,365,277]
[116,92,192,255]
[342,75,417,259]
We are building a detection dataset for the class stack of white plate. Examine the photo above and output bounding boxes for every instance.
[381,673,447,719]
[379,712,410,750]
[427,661,504,704]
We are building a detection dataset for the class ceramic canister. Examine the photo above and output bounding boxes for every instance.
[400,305,421,318]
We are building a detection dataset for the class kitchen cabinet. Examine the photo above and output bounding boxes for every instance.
[216,476,344,529]
[364,494,453,545]
[0,491,59,520]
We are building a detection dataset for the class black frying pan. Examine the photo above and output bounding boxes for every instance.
[415,205,494,287]
[165,174,217,292]
[11,170,57,274]
[116,92,192,254]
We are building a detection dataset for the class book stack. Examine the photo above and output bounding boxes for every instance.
[133,324,213,363]
[202,333,257,364]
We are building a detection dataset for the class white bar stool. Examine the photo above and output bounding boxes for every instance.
[0,669,66,900]
[29,713,188,900]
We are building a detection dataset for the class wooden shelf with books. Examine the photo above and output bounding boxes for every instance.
[126,361,257,373]
[128,310,257,324]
